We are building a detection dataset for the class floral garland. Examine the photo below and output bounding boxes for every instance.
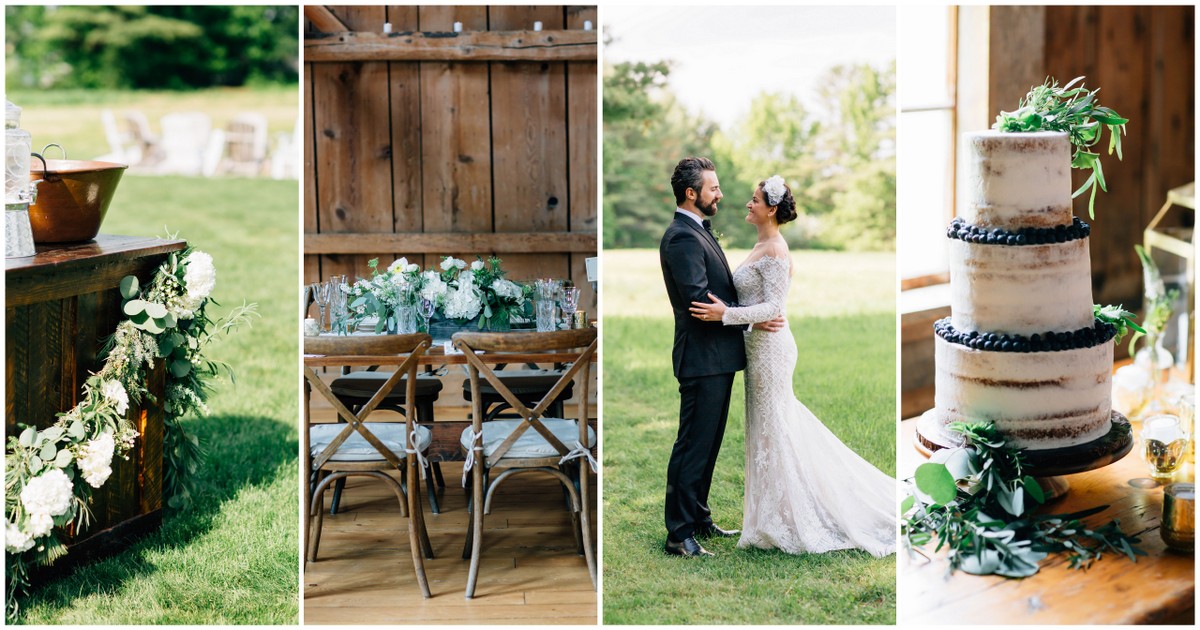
[4,245,256,618]
[342,255,529,332]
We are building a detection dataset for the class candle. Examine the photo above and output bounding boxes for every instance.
[533,21,543,32]
[584,20,593,31]
[383,22,391,34]
[453,21,462,33]
[304,318,320,337]
[1162,482,1194,552]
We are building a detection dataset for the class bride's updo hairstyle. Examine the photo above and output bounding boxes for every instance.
[759,177,797,224]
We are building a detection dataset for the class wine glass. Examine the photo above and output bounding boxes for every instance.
[310,281,328,333]
[418,297,436,334]
[560,286,581,328]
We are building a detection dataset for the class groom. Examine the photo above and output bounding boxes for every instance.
[659,157,784,557]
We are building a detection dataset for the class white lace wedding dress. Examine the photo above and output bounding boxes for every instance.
[722,255,896,557]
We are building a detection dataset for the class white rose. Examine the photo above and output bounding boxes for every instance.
[25,512,53,538]
[182,251,216,302]
[454,259,467,270]
[471,260,484,271]
[21,469,74,518]
[5,522,34,553]
[440,257,461,271]
[78,432,116,488]
[102,380,129,416]
[406,263,419,273]
[492,279,523,300]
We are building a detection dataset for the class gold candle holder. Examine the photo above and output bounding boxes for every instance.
[1162,482,1194,553]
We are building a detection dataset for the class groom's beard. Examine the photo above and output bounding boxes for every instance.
[696,197,718,217]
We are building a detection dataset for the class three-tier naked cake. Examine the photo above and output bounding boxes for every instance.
[927,131,1116,451]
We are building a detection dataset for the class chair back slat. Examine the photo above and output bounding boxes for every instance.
[452,328,596,353]
[305,333,431,357]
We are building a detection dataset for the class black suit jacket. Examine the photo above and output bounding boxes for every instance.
[660,213,748,379]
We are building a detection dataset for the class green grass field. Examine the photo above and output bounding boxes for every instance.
[9,85,297,161]
[11,173,299,624]
[601,249,896,625]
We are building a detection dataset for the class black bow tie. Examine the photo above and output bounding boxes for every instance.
[702,219,713,232]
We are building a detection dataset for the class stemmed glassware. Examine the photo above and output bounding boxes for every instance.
[311,281,332,333]
[418,297,436,334]
[329,279,348,335]
[560,285,581,328]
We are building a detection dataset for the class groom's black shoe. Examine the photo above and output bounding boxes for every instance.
[696,523,740,539]
[665,536,714,558]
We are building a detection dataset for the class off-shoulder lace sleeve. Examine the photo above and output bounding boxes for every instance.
[721,256,790,326]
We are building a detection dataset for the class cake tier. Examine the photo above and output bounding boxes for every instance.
[948,227,1095,336]
[962,131,1073,229]
[933,335,1113,451]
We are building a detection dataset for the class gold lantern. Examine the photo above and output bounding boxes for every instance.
[1144,182,1195,382]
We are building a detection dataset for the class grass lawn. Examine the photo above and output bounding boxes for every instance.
[600,249,896,625]
[9,85,298,161]
[11,173,299,624]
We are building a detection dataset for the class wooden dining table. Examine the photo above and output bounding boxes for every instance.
[898,409,1195,624]
[303,331,598,462]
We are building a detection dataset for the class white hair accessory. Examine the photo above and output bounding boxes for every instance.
[763,175,787,206]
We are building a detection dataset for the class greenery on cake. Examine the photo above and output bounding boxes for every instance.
[1094,303,1145,345]
[902,421,1144,578]
[993,76,1128,218]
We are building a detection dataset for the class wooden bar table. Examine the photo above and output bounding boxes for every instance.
[6,235,186,572]
[899,411,1195,624]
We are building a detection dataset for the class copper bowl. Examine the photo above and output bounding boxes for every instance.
[27,159,127,243]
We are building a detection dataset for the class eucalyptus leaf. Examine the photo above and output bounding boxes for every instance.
[900,495,915,515]
[959,549,1002,575]
[123,299,149,316]
[119,275,140,299]
[170,360,192,378]
[54,448,73,468]
[20,426,37,447]
[30,455,43,470]
[143,302,168,319]
[39,442,57,462]
[914,462,958,505]
[68,420,85,439]
[41,426,63,443]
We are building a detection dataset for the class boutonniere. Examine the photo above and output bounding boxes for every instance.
[713,230,724,242]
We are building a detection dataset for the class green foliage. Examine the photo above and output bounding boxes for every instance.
[902,422,1145,578]
[603,53,895,251]
[6,6,298,90]
[1094,304,1146,345]
[993,77,1128,218]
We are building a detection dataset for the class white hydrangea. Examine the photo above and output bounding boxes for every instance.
[6,521,34,553]
[20,469,74,519]
[492,278,523,301]
[182,251,216,302]
[102,380,129,416]
[77,432,116,488]
[441,257,466,271]
[443,276,482,320]
[471,260,485,271]
[420,272,448,303]
[25,511,53,538]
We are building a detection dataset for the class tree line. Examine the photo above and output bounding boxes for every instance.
[604,56,896,251]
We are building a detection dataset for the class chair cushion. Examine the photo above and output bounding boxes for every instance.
[310,422,432,462]
[460,369,574,399]
[331,371,444,401]
[459,418,595,460]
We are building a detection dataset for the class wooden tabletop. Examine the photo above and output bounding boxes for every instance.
[303,333,597,366]
[5,234,186,274]
[898,416,1195,625]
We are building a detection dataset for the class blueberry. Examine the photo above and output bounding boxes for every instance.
[1015,233,1027,245]
[1067,225,1080,239]
[1000,340,1012,351]
[1056,231,1067,243]
[968,330,979,338]
[1030,333,1041,344]
[1006,235,1018,245]
[983,341,995,351]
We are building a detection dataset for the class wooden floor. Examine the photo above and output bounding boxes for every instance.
[302,456,598,625]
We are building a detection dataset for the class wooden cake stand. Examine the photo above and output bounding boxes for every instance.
[914,409,1134,500]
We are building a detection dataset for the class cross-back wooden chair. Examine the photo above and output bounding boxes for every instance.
[453,328,598,599]
[303,333,436,598]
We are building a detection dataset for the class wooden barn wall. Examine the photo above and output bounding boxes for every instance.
[304,5,598,313]
[990,5,1194,307]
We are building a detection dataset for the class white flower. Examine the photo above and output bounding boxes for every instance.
[340,283,351,294]
[471,260,484,271]
[77,432,116,488]
[405,263,419,273]
[6,522,34,553]
[419,273,448,303]
[492,279,523,301]
[440,257,459,271]
[182,251,217,302]
[26,512,53,538]
[443,281,482,320]
[388,258,410,273]
[20,469,73,518]
[102,380,129,416]
[762,174,787,206]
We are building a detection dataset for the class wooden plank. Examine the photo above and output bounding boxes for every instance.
[388,6,423,236]
[987,6,1045,120]
[305,6,348,33]
[305,30,598,62]
[304,61,318,283]
[313,6,394,283]
[489,6,569,234]
[564,7,598,317]
[305,232,596,254]
[419,6,493,234]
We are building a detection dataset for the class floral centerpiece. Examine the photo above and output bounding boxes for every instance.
[5,245,255,618]
[343,257,422,334]
[439,255,529,332]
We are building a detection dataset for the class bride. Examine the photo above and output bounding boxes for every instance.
[688,176,896,557]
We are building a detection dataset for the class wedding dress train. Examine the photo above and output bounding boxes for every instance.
[722,255,896,557]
